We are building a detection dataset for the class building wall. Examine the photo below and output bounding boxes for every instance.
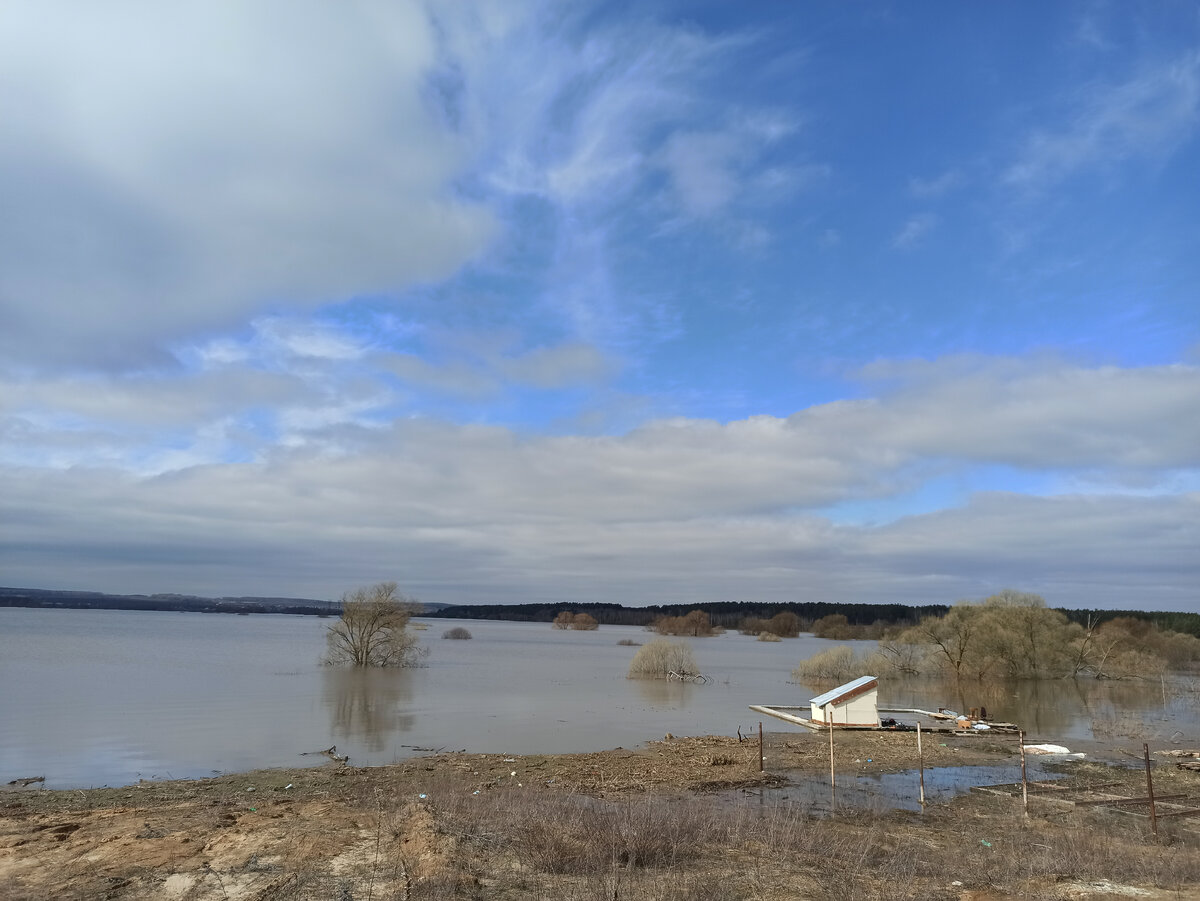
[811,689,879,726]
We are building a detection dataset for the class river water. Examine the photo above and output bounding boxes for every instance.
[1,608,1194,789]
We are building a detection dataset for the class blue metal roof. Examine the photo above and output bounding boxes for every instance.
[809,675,878,708]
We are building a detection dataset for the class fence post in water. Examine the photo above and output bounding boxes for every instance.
[758,721,764,773]
[1019,730,1028,817]
[917,721,925,807]
[1144,743,1159,842]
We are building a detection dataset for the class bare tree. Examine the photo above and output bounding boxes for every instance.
[627,640,698,679]
[325,582,425,667]
[651,610,720,637]
[901,602,990,679]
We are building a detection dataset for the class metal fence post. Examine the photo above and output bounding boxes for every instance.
[1020,730,1028,817]
[1144,743,1159,842]
[827,705,835,814]
[917,721,925,808]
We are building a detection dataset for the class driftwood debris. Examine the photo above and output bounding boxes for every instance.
[300,745,350,765]
[6,776,45,787]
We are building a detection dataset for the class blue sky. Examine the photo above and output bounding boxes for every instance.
[1,1,1198,610]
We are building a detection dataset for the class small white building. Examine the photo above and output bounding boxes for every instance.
[809,675,879,726]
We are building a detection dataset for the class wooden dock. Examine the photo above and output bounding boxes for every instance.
[750,704,1019,734]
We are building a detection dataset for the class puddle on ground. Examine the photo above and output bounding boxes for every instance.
[730,760,1072,814]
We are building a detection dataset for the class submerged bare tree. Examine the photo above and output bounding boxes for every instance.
[325,582,425,667]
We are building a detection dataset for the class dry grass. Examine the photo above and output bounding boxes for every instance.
[5,738,1200,900]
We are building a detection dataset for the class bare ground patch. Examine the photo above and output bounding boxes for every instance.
[2,732,1198,900]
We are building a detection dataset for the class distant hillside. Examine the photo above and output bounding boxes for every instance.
[0,586,452,617]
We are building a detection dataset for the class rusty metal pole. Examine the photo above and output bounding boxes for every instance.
[917,721,925,808]
[758,721,764,773]
[827,706,835,814]
[1144,743,1159,841]
[1019,730,1028,817]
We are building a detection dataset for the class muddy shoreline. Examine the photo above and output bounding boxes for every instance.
[3,732,1198,900]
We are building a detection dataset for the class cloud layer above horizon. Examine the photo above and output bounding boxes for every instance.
[2,1,1198,610]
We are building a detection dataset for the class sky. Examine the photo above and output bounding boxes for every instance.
[1,1,1198,611]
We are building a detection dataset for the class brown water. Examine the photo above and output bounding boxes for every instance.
[1,608,1194,789]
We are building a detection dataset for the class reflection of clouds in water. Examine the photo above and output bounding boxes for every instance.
[321,668,415,752]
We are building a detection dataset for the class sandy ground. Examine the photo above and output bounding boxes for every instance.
[2,732,1197,900]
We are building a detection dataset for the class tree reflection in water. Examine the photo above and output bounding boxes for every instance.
[632,676,697,707]
[321,667,416,752]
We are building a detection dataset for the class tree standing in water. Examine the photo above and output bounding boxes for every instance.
[325,582,424,667]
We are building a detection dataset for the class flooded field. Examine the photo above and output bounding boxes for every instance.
[1,607,1195,789]
[747,762,1063,813]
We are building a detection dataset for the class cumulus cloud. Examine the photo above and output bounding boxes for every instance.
[2,455,1194,609]
[855,356,1200,469]
[0,0,495,370]
[2,356,1196,608]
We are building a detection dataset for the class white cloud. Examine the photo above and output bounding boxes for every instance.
[659,115,802,220]
[890,213,937,249]
[0,0,495,371]
[498,343,616,388]
[1003,50,1200,191]
[1,356,1196,607]
[855,356,1200,469]
[908,169,965,198]
[661,131,742,218]
[254,319,371,362]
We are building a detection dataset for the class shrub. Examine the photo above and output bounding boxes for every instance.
[553,611,600,630]
[442,626,473,640]
[617,638,641,646]
[757,631,782,642]
[791,645,871,683]
[766,611,801,638]
[570,612,599,631]
[628,640,698,679]
[811,614,856,640]
[742,612,802,637]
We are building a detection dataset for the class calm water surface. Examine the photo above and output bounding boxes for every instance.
[1,608,1193,788]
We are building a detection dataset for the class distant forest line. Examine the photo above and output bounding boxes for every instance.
[0,586,341,617]
[3,586,1197,638]
[432,600,1200,638]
